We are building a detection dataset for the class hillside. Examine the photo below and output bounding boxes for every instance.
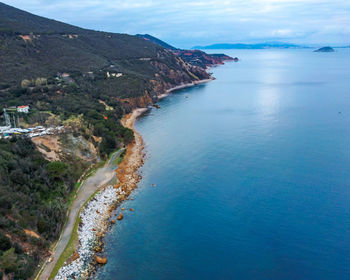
[0,2,85,34]
[136,34,178,50]
[0,3,214,279]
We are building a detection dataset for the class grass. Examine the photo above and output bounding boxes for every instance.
[66,181,82,207]
[113,149,126,165]
[107,148,121,162]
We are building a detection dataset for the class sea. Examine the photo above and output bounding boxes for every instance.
[96,49,350,279]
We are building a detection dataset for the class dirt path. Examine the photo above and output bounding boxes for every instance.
[38,149,124,280]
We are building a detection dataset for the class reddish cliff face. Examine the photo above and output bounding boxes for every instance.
[119,93,153,113]
[119,54,212,111]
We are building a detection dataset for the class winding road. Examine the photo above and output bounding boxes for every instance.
[38,150,124,280]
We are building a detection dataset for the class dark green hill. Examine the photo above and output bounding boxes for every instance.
[0,2,85,34]
[136,34,178,50]
[0,4,212,278]
[0,2,208,89]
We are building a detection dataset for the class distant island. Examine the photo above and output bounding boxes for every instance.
[314,46,335,52]
[192,42,309,49]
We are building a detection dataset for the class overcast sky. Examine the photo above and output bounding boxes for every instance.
[3,0,350,48]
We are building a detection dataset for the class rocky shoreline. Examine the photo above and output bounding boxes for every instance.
[55,186,121,279]
[157,78,213,100]
[54,108,148,280]
[53,79,213,279]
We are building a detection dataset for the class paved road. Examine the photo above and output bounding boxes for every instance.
[38,150,124,280]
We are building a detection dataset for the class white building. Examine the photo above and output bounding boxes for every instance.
[17,105,29,113]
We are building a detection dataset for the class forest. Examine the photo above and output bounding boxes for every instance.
[0,138,86,279]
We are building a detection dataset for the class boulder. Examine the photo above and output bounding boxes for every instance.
[71,252,80,261]
[117,212,124,220]
[95,255,108,264]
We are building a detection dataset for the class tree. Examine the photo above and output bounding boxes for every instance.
[47,161,67,178]
[0,248,17,273]
[0,233,11,251]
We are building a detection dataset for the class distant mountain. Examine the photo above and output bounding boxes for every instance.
[314,46,335,52]
[136,34,178,50]
[192,42,308,49]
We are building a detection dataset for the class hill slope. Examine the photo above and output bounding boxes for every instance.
[136,33,178,50]
[0,2,85,34]
[0,2,209,90]
[0,3,213,279]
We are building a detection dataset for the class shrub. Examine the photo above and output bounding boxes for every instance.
[0,232,11,251]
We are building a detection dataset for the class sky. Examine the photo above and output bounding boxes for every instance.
[3,0,350,48]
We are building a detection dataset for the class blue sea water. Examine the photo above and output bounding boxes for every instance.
[96,49,350,279]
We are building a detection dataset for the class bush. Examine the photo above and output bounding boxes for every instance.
[0,232,11,251]
[47,161,67,178]
[0,248,17,273]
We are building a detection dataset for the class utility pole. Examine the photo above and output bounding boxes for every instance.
[12,113,16,128]
[3,108,11,127]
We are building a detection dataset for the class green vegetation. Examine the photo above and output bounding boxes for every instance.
[0,138,87,279]
[113,149,126,165]
[0,3,212,279]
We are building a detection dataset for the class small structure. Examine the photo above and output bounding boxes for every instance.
[17,105,29,113]
[107,72,123,78]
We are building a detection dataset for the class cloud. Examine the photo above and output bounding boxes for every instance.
[2,0,350,48]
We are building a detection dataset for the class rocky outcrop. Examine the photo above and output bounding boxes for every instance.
[119,94,153,113]
[94,255,107,265]
[117,212,124,221]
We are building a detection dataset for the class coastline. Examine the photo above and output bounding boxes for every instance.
[157,78,214,100]
[51,79,212,279]
[115,108,149,198]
